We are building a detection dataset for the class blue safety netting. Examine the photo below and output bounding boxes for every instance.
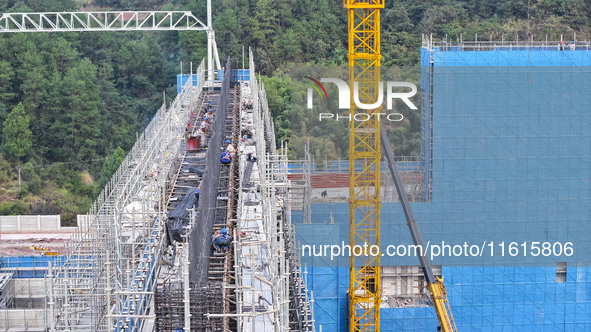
[297,47,591,331]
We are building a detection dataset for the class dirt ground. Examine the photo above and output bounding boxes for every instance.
[0,233,71,256]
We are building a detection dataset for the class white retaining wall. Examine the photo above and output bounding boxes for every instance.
[0,215,61,233]
[0,215,81,233]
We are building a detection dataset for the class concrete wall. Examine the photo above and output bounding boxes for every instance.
[0,215,61,233]
[0,279,47,329]
[0,215,82,233]
[13,278,46,298]
[0,308,46,330]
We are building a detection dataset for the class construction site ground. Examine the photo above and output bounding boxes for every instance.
[0,233,71,256]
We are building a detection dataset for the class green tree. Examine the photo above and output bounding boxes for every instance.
[101,146,126,178]
[213,8,243,59]
[21,161,43,194]
[45,59,102,163]
[2,102,32,162]
[178,31,208,69]
[0,61,16,104]
[98,146,126,190]
[60,59,103,162]
[251,0,279,49]
[19,48,48,135]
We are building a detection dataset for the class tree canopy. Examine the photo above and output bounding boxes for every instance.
[2,102,32,162]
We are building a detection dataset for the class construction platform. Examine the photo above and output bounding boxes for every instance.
[0,52,313,332]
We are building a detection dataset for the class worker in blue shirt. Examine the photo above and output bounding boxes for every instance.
[212,228,232,251]
[220,149,232,165]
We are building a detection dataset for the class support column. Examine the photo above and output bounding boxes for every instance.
[207,0,214,83]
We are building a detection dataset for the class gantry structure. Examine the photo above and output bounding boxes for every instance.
[0,10,220,82]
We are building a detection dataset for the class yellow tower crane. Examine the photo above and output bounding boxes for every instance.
[345,1,457,331]
[345,0,384,331]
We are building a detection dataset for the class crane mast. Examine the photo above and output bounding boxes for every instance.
[345,1,457,331]
[345,0,384,331]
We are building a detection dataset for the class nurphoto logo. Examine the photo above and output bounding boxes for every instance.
[305,77,418,122]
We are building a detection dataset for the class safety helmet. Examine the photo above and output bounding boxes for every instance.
[221,228,228,235]
[225,139,231,144]
[204,116,209,121]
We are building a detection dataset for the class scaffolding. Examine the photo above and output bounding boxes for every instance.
[288,140,312,224]
[0,268,51,331]
[230,50,314,331]
[152,59,240,331]
[0,49,317,332]
[47,61,205,331]
[270,143,315,330]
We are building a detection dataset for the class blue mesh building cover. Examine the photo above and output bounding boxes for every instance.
[297,48,591,331]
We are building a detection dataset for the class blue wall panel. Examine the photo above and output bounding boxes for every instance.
[0,255,66,278]
[300,48,591,331]
[176,69,250,94]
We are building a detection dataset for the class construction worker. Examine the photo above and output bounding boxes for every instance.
[220,149,232,165]
[194,186,200,204]
[199,130,207,148]
[225,139,236,157]
[203,117,212,132]
[212,228,232,251]
[558,41,565,50]
[570,41,576,50]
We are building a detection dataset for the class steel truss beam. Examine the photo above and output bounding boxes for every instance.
[0,11,207,32]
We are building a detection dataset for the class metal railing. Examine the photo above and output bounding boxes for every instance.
[289,157,424,173]
[422,34,591,51]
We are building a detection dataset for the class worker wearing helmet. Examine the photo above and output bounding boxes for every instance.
[203,116,212,132]
[225,139,236,157]
[212,228,232,251]
[570,41,576,51]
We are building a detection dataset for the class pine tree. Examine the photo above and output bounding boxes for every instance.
[0,61,16,104]
[59,59,103,162]
[2,102,32,163]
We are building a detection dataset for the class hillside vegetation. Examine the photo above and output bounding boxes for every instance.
[0,0,588,220]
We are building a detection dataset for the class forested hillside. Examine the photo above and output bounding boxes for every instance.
[0,0,589,220]
[0,1,178,221]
